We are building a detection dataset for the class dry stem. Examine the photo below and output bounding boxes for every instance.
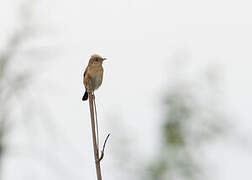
[88,92,102,180]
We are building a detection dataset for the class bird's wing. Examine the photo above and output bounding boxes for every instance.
[83,67,87,77]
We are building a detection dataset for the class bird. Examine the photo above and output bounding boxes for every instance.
[82,54,106,101]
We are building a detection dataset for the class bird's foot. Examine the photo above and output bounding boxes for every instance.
[90,93,95,100]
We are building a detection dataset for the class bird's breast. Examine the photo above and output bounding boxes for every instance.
[90,68,103,90]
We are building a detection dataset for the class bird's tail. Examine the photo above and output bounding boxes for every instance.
[82,91,88,101]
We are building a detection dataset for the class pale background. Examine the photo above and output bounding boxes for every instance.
[0,0,252,179]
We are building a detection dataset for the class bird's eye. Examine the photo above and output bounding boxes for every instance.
[93,59,98,64]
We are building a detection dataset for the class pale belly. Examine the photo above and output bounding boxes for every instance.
[91,73,103,90]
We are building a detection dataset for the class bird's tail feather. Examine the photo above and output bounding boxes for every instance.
[82,91,88,101]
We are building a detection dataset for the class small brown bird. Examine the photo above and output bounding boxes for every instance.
[82,54,106,101]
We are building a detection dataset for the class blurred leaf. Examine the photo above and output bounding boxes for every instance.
[143,66,226,180]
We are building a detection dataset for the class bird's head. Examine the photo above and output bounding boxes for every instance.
[89,54,106,65]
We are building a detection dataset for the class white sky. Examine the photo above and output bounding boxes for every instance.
[1,0,252,179]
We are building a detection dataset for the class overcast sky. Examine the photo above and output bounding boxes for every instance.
[1,0,252,179]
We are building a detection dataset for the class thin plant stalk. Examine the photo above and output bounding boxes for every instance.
[88,92,102,180]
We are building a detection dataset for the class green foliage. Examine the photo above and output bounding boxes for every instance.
[145,72,226,180]
[163,92,192,147]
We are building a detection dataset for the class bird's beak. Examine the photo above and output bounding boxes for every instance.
[103,58,107,61]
